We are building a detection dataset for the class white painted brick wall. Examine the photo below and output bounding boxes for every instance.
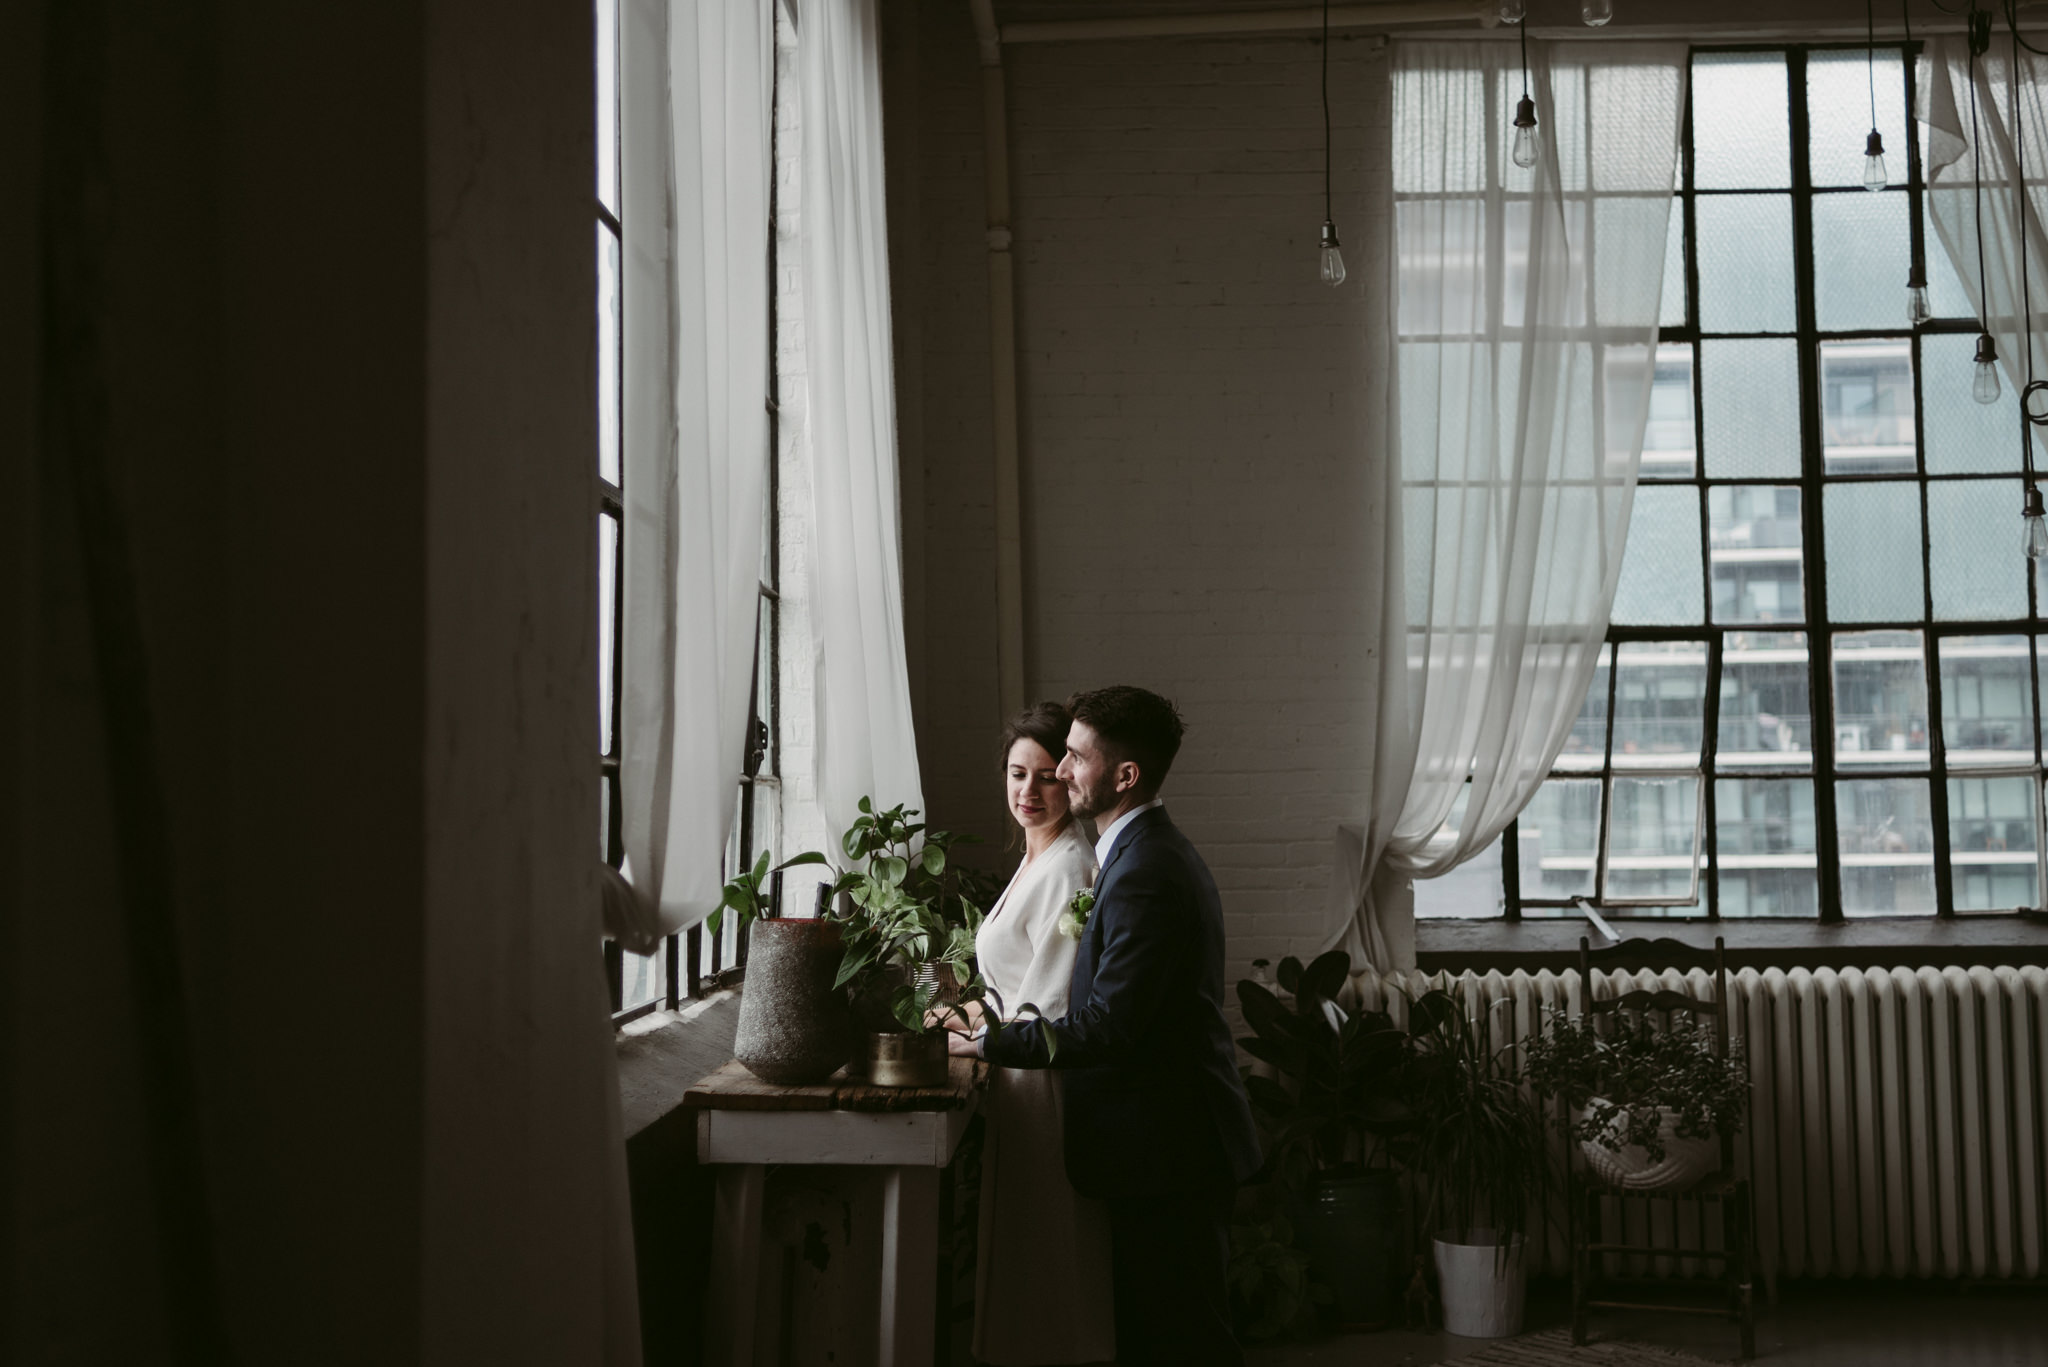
[888,6,1391,984]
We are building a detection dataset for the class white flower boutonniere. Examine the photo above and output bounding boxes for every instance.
[1057,888,1095,941]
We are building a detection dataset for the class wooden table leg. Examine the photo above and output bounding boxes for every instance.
[878,1166,940,1367]
[707,1164,766,1367]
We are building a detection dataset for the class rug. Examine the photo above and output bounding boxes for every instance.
[1434,1326,1732,1367]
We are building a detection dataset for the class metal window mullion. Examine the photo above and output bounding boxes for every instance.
[1702,633,1725,918]
[1597,642,1623,904]
[1785,47,1847,925]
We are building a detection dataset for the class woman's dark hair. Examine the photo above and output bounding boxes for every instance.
[998,700,1072,771]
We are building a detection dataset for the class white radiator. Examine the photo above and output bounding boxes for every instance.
[1351,964,2048,1282]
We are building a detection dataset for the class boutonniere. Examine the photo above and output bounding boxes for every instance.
[1057,888,1095,941]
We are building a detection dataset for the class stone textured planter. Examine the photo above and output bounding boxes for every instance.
[733,918,851,1085]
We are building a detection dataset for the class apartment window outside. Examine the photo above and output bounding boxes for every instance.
[1416,44,2046,924]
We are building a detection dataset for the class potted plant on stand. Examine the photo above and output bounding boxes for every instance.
[1236,950,1414,1330]
[822,798,1001,1087]
[1523,1002,1747,1192]
[1402,989,1551,1339]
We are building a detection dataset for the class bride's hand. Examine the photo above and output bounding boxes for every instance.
[946,1030,982,1057]
[926,1000,987,1034]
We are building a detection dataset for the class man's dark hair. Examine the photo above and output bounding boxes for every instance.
[1066,686,1186,798]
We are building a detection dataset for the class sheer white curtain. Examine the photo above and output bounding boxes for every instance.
[1921,38,2048,409]
[1336,40,1687,969]
[615,0,773,950]
[798,0,925,835]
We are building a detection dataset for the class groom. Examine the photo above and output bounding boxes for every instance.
[970,685,1261,1366]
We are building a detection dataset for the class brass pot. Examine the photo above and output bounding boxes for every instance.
[863,1029,950,1089]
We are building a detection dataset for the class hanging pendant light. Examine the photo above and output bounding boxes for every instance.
[1906,263,1932,325]
[2024,484,2048,562]
[1498,0,1526,21]
[1510,20,1538,170]
[1864,0,1888,189]
[1975,332,2003,403]
[1317,0,1344,287]
[1581,0,1614,26]
[2007,20,2047,560]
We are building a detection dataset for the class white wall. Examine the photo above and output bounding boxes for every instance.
[890,6,1390,975]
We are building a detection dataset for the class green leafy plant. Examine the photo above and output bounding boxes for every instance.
[706,847,832,938]
[821,797,1004,1035]
[1236,951,1415,1189]
[1402,989,1551,1252]
[1523,1006,1748,1163]
[1227,1215,1332,1341]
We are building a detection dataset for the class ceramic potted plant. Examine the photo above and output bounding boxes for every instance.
[1236,950,1414,1330]
[1400,989,1551,1339]
[718,846,849,1085]
[1522,1002,1747,1191]
[821,797,1000,1087]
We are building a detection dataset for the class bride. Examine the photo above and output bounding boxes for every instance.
[958,702,1116,1365]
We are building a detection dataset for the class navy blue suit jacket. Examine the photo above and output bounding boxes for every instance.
[983,806,1262,1199]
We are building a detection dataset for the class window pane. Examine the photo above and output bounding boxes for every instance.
[597,0,619,216]
[1612,485,1705,625]
[1939,635,2036,766]
[1948,775,2040,911]
[1825,482,1925,622]
[1661,201,1687,328]
[1807,50,1908,190]
[1836,777,1937,916]
[620,946,662,1013]
[1414,830,1504,919]
[1692,52,1791,189]
[1612,640,1707,768]
[1639,343,1696,479]
[1715,777,1819,916]
[1719,630,1814,767]
[1923,332,2027,473]
[1698,195,1796,332]
[1832,630,1930,768]
[1701,339,1802,477]
[1710,484,1805,625]
[599,511,619,756]
[1819,340,1915,475]
[1594,197,1677,327]
[1396,200,1485,335]
[1929,479,2028,620]
[1555,644,1613,772]
[1923,193,1978,321]
[1813,194,1911,332]
[599,222,622,486]
[1605,775,1702,903]
[1518,778,1602,902]
[1505,199,1589,330]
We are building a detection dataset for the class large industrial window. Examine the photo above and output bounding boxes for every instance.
[1418,43,2045,923]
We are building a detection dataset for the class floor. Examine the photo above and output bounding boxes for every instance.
[1241,1280,2048,1367]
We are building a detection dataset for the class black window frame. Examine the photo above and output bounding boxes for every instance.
[1466,41,2048,926]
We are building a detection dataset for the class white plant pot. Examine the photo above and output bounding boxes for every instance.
[1574,1101,1721,1191]
[1432,1230,1526,1339]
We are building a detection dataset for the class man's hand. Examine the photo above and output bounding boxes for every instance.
[927,999,986,1034]
[946,1029,982,1058]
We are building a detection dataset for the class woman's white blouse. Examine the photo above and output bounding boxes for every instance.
[974,823,1097,1021]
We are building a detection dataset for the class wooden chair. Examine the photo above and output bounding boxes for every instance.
[1566,935,1756,1360]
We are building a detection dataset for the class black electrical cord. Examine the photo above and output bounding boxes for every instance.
[1974,31,1992,325]
[1521,13,1531,98]
[1322,0,1332,224]
[1870,0,1881,135]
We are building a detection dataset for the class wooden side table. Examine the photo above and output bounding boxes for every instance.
[689,1057,986,1367]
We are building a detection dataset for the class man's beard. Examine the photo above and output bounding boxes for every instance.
[1065,772,1117,821]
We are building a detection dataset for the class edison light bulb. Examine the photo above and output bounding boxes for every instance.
[1498,0,1526,21]
[1974,333,2002,404]
[1906,267,1931,326]
[2025,494,2048,562]
[1512,95,1538,169]
[1581,0,1613,25]
[1319,220,1346,288]
[1864,131,1888,191]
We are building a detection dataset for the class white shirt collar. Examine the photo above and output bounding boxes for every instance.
[1093,797,1164,868]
